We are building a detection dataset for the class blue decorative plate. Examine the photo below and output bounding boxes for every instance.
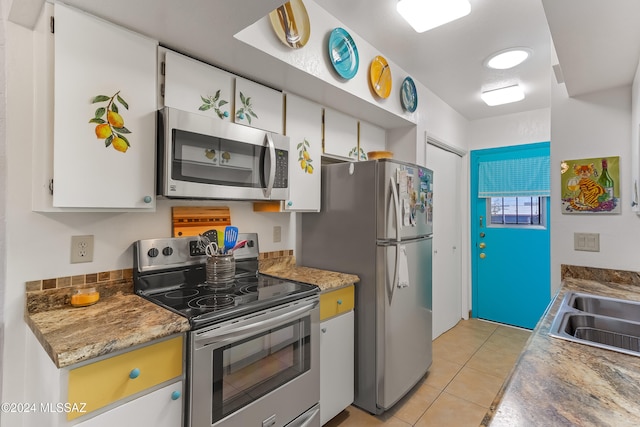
[328,28,359,80]
[401,77,418,112]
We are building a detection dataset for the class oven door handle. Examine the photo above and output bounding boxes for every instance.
[195,299,318,347]
[263,133,276,199]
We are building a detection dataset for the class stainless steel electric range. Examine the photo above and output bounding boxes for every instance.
[133,233,320,427]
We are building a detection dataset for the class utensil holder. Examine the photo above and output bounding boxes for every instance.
[206,254,235,287]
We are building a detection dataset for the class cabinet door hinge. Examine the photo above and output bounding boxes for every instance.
[160,61,165,76]
[160,83,165,97]
[50,16,54,33]
[49,179,54,195]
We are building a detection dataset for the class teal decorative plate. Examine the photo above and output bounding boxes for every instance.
[401,77,418,112]
[328,28,359,79]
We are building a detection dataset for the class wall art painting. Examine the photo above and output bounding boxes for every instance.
[561,156,620,214]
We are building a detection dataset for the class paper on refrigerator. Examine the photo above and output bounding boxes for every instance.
[398,245,410,288]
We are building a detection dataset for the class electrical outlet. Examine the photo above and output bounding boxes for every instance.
[71,235,94,263]
[273,226,282,243]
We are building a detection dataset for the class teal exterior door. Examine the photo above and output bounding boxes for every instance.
[470,142,550,329]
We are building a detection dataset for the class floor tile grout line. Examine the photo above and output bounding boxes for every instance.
[407,325,500,426]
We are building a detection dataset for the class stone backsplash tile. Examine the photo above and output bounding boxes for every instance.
[25,269,135,293]
[258,250,294,260]
[561,264,640,286]
[258,250,295,271]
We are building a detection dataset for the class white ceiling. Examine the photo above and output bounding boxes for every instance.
[14,0,640,124]
[541,0,640,98]
[316,0,552,120]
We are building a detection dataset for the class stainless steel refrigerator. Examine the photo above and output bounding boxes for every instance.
[301,159,433,415]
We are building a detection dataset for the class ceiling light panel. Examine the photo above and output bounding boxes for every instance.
[485,48,532,69]
[481,85,525,106]
[397,0,471,33]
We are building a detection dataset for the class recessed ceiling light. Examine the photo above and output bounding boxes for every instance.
[481,85,525,106]
[485,48,532,70]
[397,0,471,33]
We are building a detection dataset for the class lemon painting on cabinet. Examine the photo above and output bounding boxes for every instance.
[199,90,230,119]
[89,91,131,153]
[298,139,314,173]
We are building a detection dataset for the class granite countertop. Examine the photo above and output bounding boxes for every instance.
[260,256,360,292]
[26,255,357,370]
[484,272,640,426]
[25,282,190,369]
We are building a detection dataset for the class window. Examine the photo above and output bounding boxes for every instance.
[488,196,545,226]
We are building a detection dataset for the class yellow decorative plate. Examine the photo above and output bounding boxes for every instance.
[369,55,392,99]
[268,0,311,49]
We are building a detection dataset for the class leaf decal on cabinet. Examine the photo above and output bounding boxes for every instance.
[89,90,131,153]
[199,90,230,119]
[235,91,258,125]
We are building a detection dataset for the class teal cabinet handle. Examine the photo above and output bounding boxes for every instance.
[143,196,152,204]
[129,368,140,379]
[337,299,343,305]
[171,390,181,400]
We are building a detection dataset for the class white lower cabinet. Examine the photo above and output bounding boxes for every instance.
[75,381,183,427]
[320,310,355,425]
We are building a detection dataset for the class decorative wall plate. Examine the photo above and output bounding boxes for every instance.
[268,0,310,49]
[370,55,392,99]
[328,28,359,79]
[401,76,418,112]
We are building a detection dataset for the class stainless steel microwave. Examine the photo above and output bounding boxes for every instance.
[157,107,289,201]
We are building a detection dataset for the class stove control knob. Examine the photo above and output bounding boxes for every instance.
[162,247,174,256]
[147,248,159,258]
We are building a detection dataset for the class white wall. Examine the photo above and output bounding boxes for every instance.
[550,82,639,292]
[468,107,551,150]
[0,0,7,399]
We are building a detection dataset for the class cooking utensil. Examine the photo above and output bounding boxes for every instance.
[223,226,239,253]
[198,229,218,250]
[205,242,221,257]
[230,239,248,253]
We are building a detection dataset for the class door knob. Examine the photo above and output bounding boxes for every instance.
[479,242,486,249]
[480,253,486,259]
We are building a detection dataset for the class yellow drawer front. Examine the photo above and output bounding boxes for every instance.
[320,286,354,321]
[67,336,183,420]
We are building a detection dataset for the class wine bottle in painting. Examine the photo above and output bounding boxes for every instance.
[598,158,614,200]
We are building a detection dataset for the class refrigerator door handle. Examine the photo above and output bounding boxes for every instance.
[390,176,401,242]
[388,177,401,304]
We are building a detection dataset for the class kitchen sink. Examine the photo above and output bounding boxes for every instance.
[569,293,640,322]
[549,291,640,357]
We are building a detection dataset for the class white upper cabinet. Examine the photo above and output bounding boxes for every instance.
[323,108,360,161]
[284,93,322,212]
[51,4,157,210]
[161,49,233,121]
[234,77,283,134]
[359,121,387,160]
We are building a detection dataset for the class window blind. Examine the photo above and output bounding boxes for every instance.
[478,156,550,198]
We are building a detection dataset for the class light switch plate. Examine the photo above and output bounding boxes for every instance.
[574,232,599,252]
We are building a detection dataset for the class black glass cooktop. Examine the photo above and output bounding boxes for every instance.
[138,273,318,328]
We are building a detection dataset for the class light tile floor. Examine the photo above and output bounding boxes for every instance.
[325,318,531,427]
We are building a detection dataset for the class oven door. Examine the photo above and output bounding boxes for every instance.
[159,107,289,200]
[189,296,319,427]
